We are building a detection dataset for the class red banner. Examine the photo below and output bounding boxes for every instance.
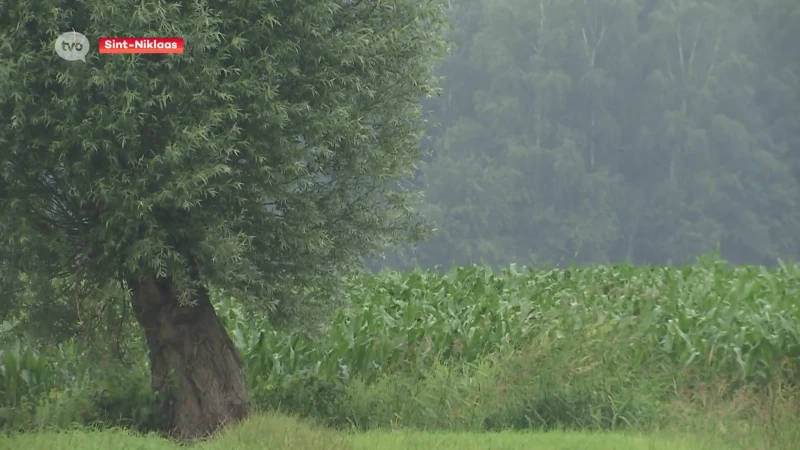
[98,38,184,54]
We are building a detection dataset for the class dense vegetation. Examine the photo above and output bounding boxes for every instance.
[2,260,798,447]
[384,0,800,269]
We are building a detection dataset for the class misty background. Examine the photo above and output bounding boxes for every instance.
[373,0,800,270]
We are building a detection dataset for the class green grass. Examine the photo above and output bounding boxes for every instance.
[0,413,760,450]
[357,429,730,450]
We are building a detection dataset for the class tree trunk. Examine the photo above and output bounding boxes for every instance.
[127,276,251,440]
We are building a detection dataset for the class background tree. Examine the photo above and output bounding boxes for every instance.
[0,0,447,439]
[385,0,800,270]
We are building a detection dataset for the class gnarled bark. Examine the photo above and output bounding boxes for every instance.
[128,276,250,440]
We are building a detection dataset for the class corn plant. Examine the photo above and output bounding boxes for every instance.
[0,341,59,411]
[216,259,800,392]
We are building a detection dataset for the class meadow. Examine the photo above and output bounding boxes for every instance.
[1,257,799,449]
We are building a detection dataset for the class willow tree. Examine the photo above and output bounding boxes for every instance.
[0,0,447,439]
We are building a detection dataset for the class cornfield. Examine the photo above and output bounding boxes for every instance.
[217,259,800,395]
[2,258,800,423]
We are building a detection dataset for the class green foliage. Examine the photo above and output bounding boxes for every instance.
[0,342,56,419]
[227,259,798,430]
[0,338,159,433]
[0,0,448,320]
[32,364,162,433]
[228,261,800,392]
[3,259,799,433]
[1,276,143,357]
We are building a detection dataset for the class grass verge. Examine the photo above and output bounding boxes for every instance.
[0,412,767,450]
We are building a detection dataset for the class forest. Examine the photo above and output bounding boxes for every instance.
[381,0,800,270]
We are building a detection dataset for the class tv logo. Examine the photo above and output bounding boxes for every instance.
[55,31,90,62]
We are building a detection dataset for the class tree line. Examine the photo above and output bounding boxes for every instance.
[381,0,800,270]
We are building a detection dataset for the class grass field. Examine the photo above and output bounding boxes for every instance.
[0,413,775,450]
